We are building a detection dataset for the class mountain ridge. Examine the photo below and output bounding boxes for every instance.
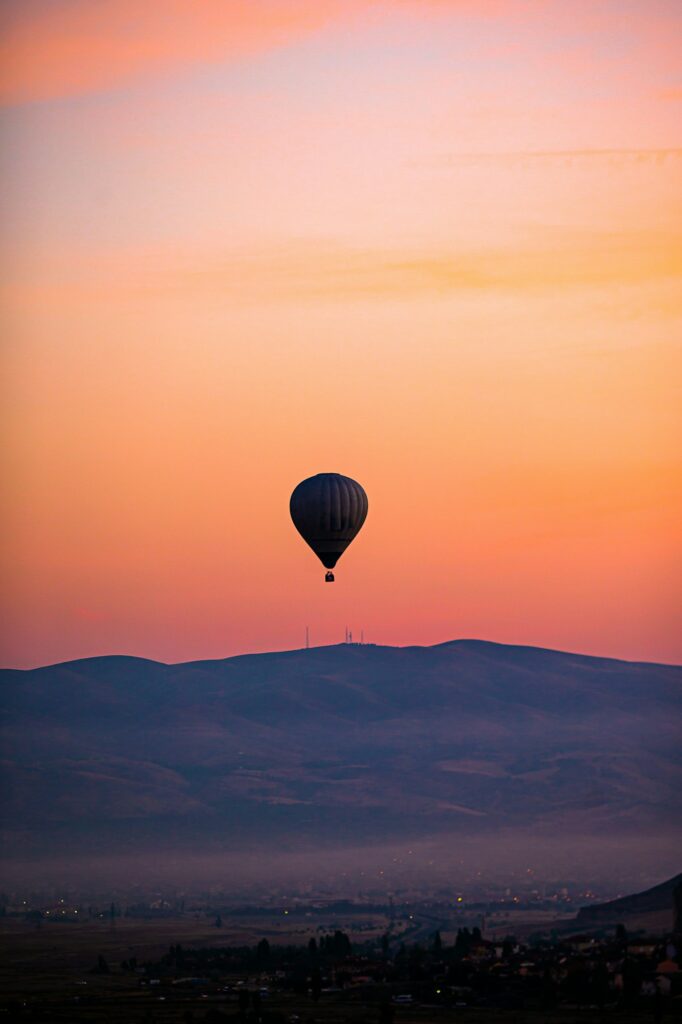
[8,637,680,674]
[1,639,680,868]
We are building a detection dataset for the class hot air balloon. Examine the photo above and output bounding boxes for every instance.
[290,473,368,582]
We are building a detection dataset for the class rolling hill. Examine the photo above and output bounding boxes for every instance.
[576,872,682,933]
[1,640,680,868]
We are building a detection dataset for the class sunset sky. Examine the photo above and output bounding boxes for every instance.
[1,0,681,668]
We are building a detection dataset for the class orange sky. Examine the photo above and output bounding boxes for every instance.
[1,0,681,667]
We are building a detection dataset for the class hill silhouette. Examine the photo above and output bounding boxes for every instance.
[577,872,682,925]
[1,640,680,866]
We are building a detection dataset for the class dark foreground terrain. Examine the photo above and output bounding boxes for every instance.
[1,911,679,1024]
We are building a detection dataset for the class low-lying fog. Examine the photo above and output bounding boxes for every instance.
[2,831,678,897]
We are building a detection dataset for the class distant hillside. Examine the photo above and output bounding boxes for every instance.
[577,873,682,925]
[1,640,681,862]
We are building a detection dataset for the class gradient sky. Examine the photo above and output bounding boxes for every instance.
[1,0,681,668]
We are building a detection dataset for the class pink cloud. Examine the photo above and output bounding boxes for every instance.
[0,0,362,105]
[0,0,546,106]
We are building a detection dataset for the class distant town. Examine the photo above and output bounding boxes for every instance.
[1,874,679,1021]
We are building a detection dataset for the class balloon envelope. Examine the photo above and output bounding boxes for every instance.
[290,473,368,570]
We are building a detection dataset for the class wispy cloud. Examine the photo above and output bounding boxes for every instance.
[0,0,360,105]
[10,227,678,306]
[143,227,682,301]
[423,149,682,168]
[0,0,530,106]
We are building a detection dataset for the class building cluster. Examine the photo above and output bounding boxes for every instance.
[133,928,681,1014]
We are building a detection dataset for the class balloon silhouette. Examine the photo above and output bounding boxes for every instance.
[290,473,368,582]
